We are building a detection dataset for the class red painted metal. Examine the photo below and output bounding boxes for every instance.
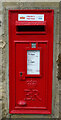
[16,21,46,26]
[9,9,54,114]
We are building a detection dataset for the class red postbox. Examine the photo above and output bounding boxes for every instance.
[9,10,54,114]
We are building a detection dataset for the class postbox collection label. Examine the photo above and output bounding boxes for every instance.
[27,50,40,75]
[18,14,44,21]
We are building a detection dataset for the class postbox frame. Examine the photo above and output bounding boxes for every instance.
[9,9,54,114]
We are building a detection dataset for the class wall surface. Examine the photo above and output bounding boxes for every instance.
[0,1,60,119]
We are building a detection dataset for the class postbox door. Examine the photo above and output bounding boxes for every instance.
[15,41,48,112]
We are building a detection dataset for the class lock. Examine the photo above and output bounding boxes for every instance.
[19,72,25,80]
[20,72,22,77]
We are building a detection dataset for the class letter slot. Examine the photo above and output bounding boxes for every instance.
[16,21,46,34]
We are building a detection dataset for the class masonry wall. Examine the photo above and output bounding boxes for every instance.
[0,1,60,119]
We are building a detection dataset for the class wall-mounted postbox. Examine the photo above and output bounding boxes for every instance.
[9,10,54,114]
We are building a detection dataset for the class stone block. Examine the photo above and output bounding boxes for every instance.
[0,101,2,120]
[59,80,61,91]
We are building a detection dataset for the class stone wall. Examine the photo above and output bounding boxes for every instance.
[0,1,60,119]
[59,1,61,118]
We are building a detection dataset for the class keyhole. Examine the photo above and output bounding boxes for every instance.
[20,72,22,77]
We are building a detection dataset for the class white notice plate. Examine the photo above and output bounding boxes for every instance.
[18,14,44,21]
[27,50,40,75]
